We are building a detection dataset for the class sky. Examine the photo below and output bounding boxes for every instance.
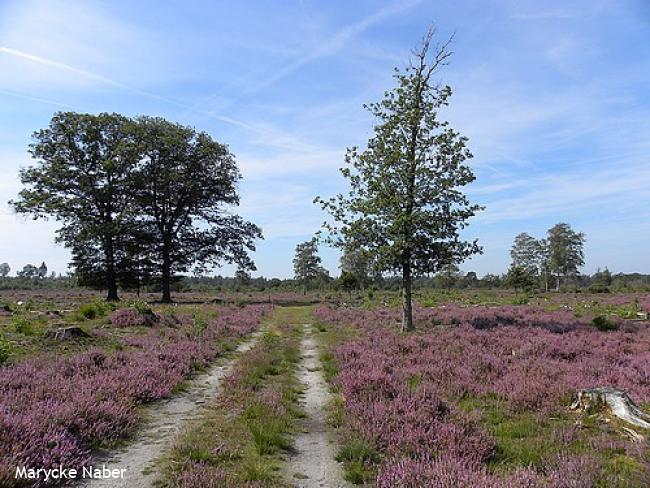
[0,0,649,279]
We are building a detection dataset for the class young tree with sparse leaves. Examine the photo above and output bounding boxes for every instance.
[17,264,38,278]
[339,246,372,290]
[510,233,543,274]
[506,265,537,292]
[316,28,483,331]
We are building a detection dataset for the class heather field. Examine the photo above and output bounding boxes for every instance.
[314,298,650,487]
[0,292,270,486]
[1,291,649,487]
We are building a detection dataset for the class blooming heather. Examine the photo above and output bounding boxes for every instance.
[316,304,650,486]
[0,305,269,486]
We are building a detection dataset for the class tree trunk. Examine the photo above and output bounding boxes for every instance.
[105,237,119,302]
[161,241,172,303]
[106,281,119,302]
[401,260,414,332]
[544,272,549,292]
[571,387,650,430]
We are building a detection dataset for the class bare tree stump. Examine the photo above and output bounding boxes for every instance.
[45,326,90,340]
[571,387,650,430]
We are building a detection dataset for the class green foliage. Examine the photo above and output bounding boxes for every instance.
[315,29,483,330]
[293,238,327,291]
[510,233,546,277]
[547,223,586,287]
[406,373,422,390]
[131,300,153,315]
[339,247,372,288]
[11,315,37,336]
[336,439,380,484]
[506,265,537,292]
[511,295,530,305]
[11,112,262,303]
[244,404,291,455]
[339,271,360,293]
[11,112,142,301]
[592,315,618,331]
[0,333,12,364]
[133,116,262,302]
[78,300,110,320]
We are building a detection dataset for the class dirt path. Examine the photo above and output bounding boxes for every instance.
[83,332,261,488]
[285,324,351,488]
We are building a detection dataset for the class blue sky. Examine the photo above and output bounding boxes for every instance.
[0,0,649,278]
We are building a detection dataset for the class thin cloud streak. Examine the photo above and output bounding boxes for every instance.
[0,46,316,153]
[249,0,423,92]
[0,88,73,108]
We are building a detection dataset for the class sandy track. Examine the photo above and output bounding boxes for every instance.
[285,324,350,488]
[82,332,261,488]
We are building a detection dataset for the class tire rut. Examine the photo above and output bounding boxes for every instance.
[81,331,262,488]
[285,324,351,488]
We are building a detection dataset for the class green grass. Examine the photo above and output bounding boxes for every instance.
[158,306,309,487]
[311,318,379,484]
[458,396,650,486]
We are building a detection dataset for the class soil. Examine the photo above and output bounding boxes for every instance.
[82,333,261,487]
[284,324,351,488]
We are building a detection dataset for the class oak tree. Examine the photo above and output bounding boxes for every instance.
[133,117,262,302]
[11,112,140,300]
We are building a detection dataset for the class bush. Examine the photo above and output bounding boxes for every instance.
[78,300,112,320]
[0,334,12,364]
[11,315,36,336]
[588,284,611,294]
[512,295,530,305]
[592,315,617,331]
[109,308,157,328]
[131,300,153,315]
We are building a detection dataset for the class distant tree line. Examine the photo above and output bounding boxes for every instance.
[10,112,262,302]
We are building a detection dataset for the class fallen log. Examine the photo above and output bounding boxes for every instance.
[570,387,650,430]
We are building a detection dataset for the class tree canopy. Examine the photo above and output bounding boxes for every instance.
[547,223,585,289]
[132,117,262,302]
[11,112,261,302]
[11,112,140,300]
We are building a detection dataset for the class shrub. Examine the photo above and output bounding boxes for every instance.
[78,300,113,320]
[79,303,100,319]
[0,334,12,364]
[316,303,650,486]
[109,308,158,328]
[131,300,153,315]
[592,315,617,331]
[512,295,530,305]
[11,315,36,336]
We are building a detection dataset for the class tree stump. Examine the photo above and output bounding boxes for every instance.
[571,387,650,430]
[45,326,90,340]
